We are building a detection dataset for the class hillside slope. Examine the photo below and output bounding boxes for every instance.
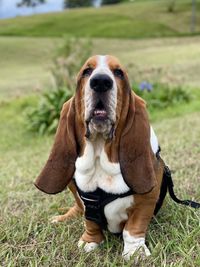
[1,36,200,100]
[0,0,199,38]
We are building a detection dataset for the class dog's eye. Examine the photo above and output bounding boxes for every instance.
[113,68,124,79]
[82,67,93,77]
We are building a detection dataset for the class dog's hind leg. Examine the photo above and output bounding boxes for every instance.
[51,181,84,223]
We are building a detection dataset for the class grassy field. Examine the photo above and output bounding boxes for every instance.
[0,35,200,265]
[0,37,59,100]
[1,36,200,101]
[0,97,200,266]
[0,1,200,264]
[0,0,199,38]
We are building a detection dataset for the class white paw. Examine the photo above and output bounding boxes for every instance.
[50,215,62,223]
[78,240,101,252]
[122,230,151,262]
[122,243,151,261]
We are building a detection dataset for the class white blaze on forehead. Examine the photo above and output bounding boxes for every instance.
[92,55,112,75]
[98,55,108,69]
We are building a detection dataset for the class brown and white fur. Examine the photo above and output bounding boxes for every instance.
[35,55,164,261]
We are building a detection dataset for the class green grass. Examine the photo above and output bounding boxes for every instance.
[0,96,200,266]
[1,35,200,101]
[1,10,200,263]
[0,37,60,101]
[0,0,200,38]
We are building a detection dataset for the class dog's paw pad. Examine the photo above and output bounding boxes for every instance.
[78,240,101,252]
[122,244,151,262]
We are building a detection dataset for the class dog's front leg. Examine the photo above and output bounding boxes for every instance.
[78,219,105,252]
[122,191,158,261]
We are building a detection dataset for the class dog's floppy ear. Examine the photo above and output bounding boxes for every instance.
[34,97,77,194]
[119,92,157,194]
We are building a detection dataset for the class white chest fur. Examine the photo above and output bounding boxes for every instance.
[74,139,130,194]
[75,126,158,194]
[104,196,134,233]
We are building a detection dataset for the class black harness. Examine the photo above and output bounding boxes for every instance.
[74,180,133,230]
[74,147,200,230]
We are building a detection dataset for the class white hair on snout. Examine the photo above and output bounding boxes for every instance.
[84,55,117,138]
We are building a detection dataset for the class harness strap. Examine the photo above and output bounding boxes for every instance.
[164,165,200,209]
[154,172,168,215]
[100,189,133,207]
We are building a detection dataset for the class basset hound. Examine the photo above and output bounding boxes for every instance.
[34,55,167,261]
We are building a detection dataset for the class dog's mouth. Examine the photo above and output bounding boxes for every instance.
[93,100,108,120]
[85,99,115,139]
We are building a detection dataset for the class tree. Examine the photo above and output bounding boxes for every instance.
[17,0,46,8]
[64,0,93,9]
[102,0,122,5]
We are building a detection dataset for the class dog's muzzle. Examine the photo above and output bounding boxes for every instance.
[89,74,114,122]
[85,73,116,139]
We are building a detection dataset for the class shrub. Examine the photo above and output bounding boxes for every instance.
[27,38,92,134]
[102,0,122,5]
[167,0,176,13]
[51,38,92,91]
[27,88,72,134]
[134,82,190,111]
[64,0,93,8]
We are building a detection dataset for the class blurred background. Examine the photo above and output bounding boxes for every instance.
[0,1,200,266]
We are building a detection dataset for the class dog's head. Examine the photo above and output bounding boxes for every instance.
[76,55,130,140]
[35,55,156,195]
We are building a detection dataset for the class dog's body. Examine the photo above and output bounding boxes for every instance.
[35,55,166,260]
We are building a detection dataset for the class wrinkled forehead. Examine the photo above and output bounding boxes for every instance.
[83,55,122,71]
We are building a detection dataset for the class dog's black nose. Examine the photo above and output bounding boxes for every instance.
[90,74,113,92]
